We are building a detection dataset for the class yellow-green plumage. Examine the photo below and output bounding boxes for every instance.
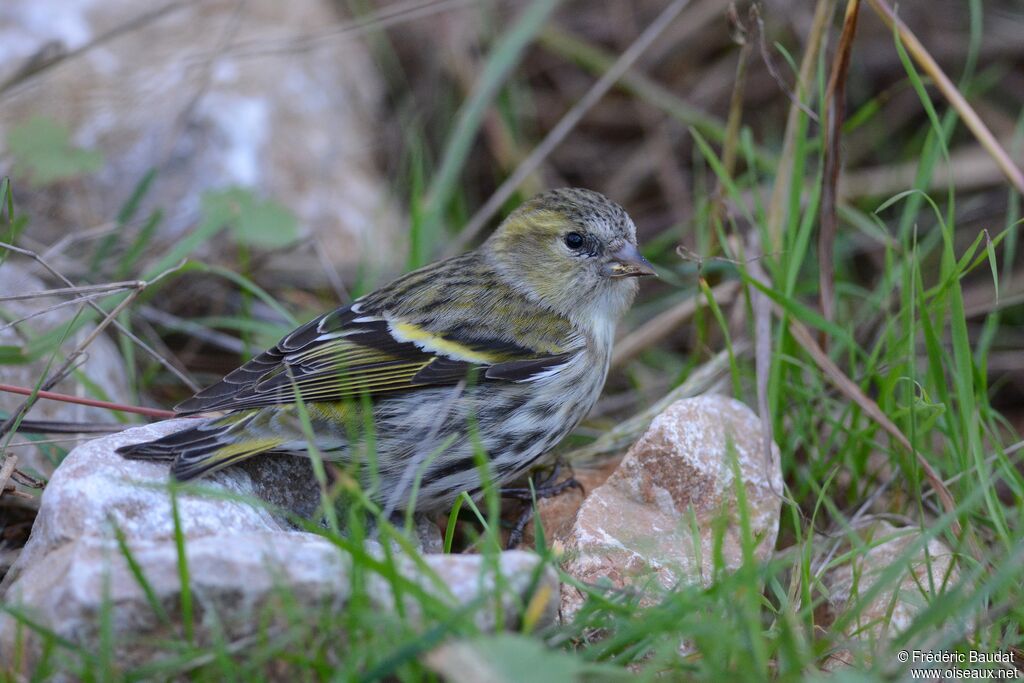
[118,188,654,513]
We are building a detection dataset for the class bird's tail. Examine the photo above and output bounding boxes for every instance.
[116,413,284,480]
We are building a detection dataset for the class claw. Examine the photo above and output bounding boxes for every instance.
[501,461,584,549]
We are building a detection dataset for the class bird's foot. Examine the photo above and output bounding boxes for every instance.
[502,462,585,549]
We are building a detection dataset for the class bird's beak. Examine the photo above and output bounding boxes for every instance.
[601,243,657,278]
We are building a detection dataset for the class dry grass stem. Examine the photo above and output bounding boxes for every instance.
[139,305,247,354]
[0,281,144,302]
[189,0,475,63]
[867,0,1024,196]
[707,4,753,243]
[819,0,860,331]
[9,420,126,435]
[746,240,784,500]
[0,454,17,499]
[0,2,185,97]
[765,0,837,253]
[840,142,1017,199]
[538,26,773,166]
[451,0,693,254]
[0,291,139,335]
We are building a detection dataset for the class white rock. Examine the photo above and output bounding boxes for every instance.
[0,419,311,590]
[1,533,551,671]
[560,395,783,620]
[0,0,403,281]
[0,420,558,671]
[0,262,132,478]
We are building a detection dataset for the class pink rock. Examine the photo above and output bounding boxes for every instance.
[560,395,783,620]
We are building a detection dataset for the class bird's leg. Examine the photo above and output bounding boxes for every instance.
[502,461,585,549]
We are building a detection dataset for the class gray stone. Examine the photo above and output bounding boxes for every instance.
[1,419,309,591]
[0,420,558,671]
[560,395,783,621]
[1,533,552,671]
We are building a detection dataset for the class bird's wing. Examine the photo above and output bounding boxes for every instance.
[174,301,577,415]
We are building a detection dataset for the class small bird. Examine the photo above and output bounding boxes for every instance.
[118,188,655,515]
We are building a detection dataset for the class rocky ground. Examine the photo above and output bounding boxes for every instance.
[0,395,955,674]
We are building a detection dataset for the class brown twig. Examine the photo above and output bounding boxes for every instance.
[10,468,45,490]
[0,384,175,419]
[449,0,694,254]
[707,4,754,245]
[752,3,820,124]
[866,0,1024,196]
[0,292,140,438]
[819,0,861,338]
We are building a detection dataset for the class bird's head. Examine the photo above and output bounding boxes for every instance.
[483,188,655,325]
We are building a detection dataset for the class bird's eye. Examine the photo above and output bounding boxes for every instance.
[564,232,585,250]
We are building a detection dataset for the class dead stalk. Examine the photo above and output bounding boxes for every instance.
[867,0,1024,195]
[765,0,837,254]
[819,0,861,333]
[450,0,693,254]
